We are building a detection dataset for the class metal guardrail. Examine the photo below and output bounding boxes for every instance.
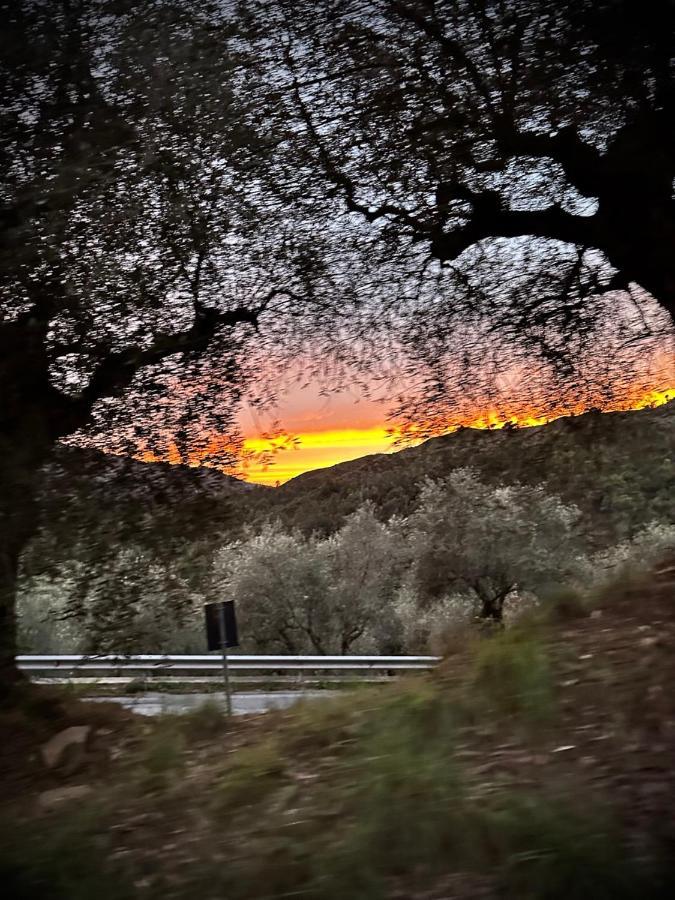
[17,654,440,676]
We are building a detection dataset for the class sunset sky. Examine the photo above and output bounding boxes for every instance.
[235,366,675,486]
[237,381,395,485]
[98,309,675,487]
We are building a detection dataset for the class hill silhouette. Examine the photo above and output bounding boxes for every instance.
[27,400,674,571]
[253,400,675,546]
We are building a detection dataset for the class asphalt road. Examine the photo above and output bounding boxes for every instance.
[87,691,337,716]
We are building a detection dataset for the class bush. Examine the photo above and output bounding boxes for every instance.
[586,522,675,596]
[470,628,555,723]
[179,699,229,740]
[213,741,286,811]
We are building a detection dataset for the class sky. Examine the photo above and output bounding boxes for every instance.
[99,339,675,486]
[235,357,675,486]
[88,296,675,487]
[236,381,395,485]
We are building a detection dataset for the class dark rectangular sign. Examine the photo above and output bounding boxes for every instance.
[204,601,239,651]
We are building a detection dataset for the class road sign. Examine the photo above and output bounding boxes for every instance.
[204,601,238,715]
[204,601,238,651]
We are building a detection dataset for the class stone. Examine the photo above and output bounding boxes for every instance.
[38,785,93,811]
[41,725,91,772]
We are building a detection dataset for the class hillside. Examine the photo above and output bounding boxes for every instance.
[31,446,263,556]
[21,448,264,616]
[45,445,262,501]
[252,400,675,545]
[27,401,675,576]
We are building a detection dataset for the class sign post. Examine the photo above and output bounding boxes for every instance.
[218,602,232,716]
[204,601,239,716]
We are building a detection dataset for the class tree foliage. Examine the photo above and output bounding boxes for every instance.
[213,505,405,654]
[0,0,349,681]
[3,0,674,682]
[243,0,675,325]
[407,469,581,619]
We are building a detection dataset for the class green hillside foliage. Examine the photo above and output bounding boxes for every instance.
[16,402,675,655]
[254,401,675,546]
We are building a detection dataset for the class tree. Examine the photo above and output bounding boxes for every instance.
[0,0,347,688]
[213,524,335,654]
[242,0,675,362]
[325,503,406,652]
[408,469,581,620]
[4,0,673,687]
[213,508,406,654]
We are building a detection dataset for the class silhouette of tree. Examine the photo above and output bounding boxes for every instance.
[2,0,673,687]
[0,0,346,686]
[246,0,674,322]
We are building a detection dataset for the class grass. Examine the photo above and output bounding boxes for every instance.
[2,612,672,899]
[468,625,555,723]
[542,585,592,622]
[213,740,287,811]
[171,697,230,740]
[0,806,135,900]
[137,721,186,790]
[78,676,381,696]
[471,788,659,900]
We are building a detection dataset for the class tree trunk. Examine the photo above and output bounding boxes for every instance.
[480,597,503,622]
[595,109,675,324]
[0,442,50,697]
[0,543,23,694]
[478,587,511,623]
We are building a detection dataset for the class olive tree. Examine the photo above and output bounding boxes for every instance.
[324,503,406,652]
[213,524,334,654]
[17,544,206,655]
[0,0,349,688]
[408,468,582,620]
[213,507,407,654]
[245,0,675,324]
[240,0,675,432]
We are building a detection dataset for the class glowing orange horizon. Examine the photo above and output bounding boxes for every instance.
[231,385,674,485]
[130,384,675,486]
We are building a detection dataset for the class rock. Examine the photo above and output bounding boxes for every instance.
[38,784,93,811]
[41,725,91,773]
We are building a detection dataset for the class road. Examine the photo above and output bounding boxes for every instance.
[87,690,338,716]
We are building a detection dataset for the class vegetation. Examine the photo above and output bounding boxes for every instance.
[258,399,675,541]
[3,0,675,690]
[17,402,675,656]
[3,2,674,894]
[407,470,581,620]
[2,565,674,898]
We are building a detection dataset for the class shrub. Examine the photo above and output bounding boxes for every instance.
[470,628,555,723]
[214,741,286,811]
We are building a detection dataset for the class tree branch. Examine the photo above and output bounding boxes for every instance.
[497,126,603,198]
[65,288,300,426]
[389,0,499,120]
[430,193,596,262]
[283,42,424,232]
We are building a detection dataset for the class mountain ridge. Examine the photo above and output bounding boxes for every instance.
[252,399,675,544]
[36,400,675,553]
